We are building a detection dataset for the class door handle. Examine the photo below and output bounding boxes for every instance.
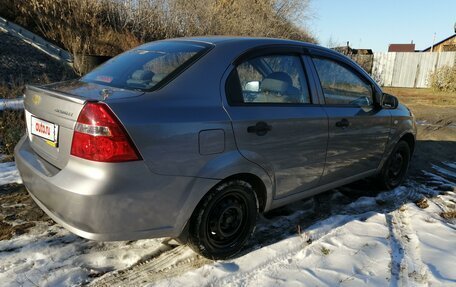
[335,118,350,128]
[247,121,272,136]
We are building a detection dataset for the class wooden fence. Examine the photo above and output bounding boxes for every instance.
[372,52,456,88]
[349,52,456,88]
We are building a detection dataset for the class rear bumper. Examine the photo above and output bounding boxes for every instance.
[14,136,219,241]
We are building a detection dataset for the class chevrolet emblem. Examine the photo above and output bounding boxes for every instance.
[100,88,112,100]
[32,94,41,105]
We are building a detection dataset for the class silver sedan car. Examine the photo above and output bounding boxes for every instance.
[15,37,416,259]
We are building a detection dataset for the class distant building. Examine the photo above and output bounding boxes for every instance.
[333,42,373,55]
[388,43,415,52]
[331,42,373,74]
[422,34,456,52]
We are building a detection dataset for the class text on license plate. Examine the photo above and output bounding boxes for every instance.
[31,116,58,143]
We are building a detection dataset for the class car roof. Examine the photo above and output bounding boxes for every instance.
[159,36,320,48]
[136,36,338,58]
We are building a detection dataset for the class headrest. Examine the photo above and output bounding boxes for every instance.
[260,72,293,93]
[131,70,154,81]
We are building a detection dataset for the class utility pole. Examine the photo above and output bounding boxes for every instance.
[430,32,436,52]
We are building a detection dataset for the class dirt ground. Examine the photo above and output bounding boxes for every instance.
[383,88,456,179]
[0,184,51,240]
[0,31,75,85]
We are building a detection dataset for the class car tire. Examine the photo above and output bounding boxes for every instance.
[377,140,411,190]
[187,180,258,260]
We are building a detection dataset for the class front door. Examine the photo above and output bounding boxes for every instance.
[224,53,328,198]
[310,56,391,184]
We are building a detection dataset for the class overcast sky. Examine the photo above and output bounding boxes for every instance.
[308,0,456,52]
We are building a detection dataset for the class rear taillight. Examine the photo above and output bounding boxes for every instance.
[71,102,141,162]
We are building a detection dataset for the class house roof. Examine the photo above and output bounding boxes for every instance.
[388,44,415,52]
[332,46,372,55]
[422,34,456,51]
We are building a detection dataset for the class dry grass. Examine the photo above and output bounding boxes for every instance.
[440,211,456,219]
[0,221,35,241]
[320,246,331,255]
[0,81,27,156]
[383,87,456,107]
[0,77,53,156]
[0,109,24,156]
[428,66,456,93]
[0,0,315,57]
[415,198,429,209]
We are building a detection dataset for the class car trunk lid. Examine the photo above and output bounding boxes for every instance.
[23,83,143,169]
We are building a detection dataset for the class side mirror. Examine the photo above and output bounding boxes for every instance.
[244,81,260,92]
[381,93,399,109]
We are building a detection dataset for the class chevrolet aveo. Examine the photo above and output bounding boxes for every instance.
[15,37,416,259]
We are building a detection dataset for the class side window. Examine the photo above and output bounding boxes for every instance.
[313,57,373,106]
[234,55,311,104]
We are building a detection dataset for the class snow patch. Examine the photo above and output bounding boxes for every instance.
[0,223,167,286]
[152,180,456,287]
[0,161,22,185]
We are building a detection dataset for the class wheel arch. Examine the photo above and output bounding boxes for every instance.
[174,152,274,241]
[400,132,416,155]
[378,129,416,173]
[175,172,270,244]
[216,173,268,213]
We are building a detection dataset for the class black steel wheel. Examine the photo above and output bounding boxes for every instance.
[187,180,258,260]
[378,141,411,190]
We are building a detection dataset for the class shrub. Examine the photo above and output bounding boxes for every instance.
[0,110,24,157]
[0,81,27,157]
[0,0,315,56]
[428,66,456,93]
[0,77,56,157]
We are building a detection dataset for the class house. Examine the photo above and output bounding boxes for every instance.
[333,42,373,55]
[331,42,373,74]
[422,34,456,52]
[388,43,415,52]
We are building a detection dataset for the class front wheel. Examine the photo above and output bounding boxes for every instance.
[377,140,411,190]
[187,180,258,260]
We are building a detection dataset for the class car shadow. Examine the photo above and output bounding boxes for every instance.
[408,139,456,179]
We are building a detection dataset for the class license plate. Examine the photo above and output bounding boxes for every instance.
[31,115,59,146]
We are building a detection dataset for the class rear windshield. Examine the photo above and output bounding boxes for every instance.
[81,41,211,91]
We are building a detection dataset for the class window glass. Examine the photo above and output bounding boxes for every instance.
[313,58,373,106]
[82,42,209,91]
[235,55,310,104]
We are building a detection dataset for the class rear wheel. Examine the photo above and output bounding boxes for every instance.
[377,140,411,190]
[187,180,258,260]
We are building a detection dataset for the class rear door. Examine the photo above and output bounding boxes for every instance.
[308,52,391,184]
[224,48,328,198]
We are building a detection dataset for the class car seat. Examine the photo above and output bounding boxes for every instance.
[258,72,301,103]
